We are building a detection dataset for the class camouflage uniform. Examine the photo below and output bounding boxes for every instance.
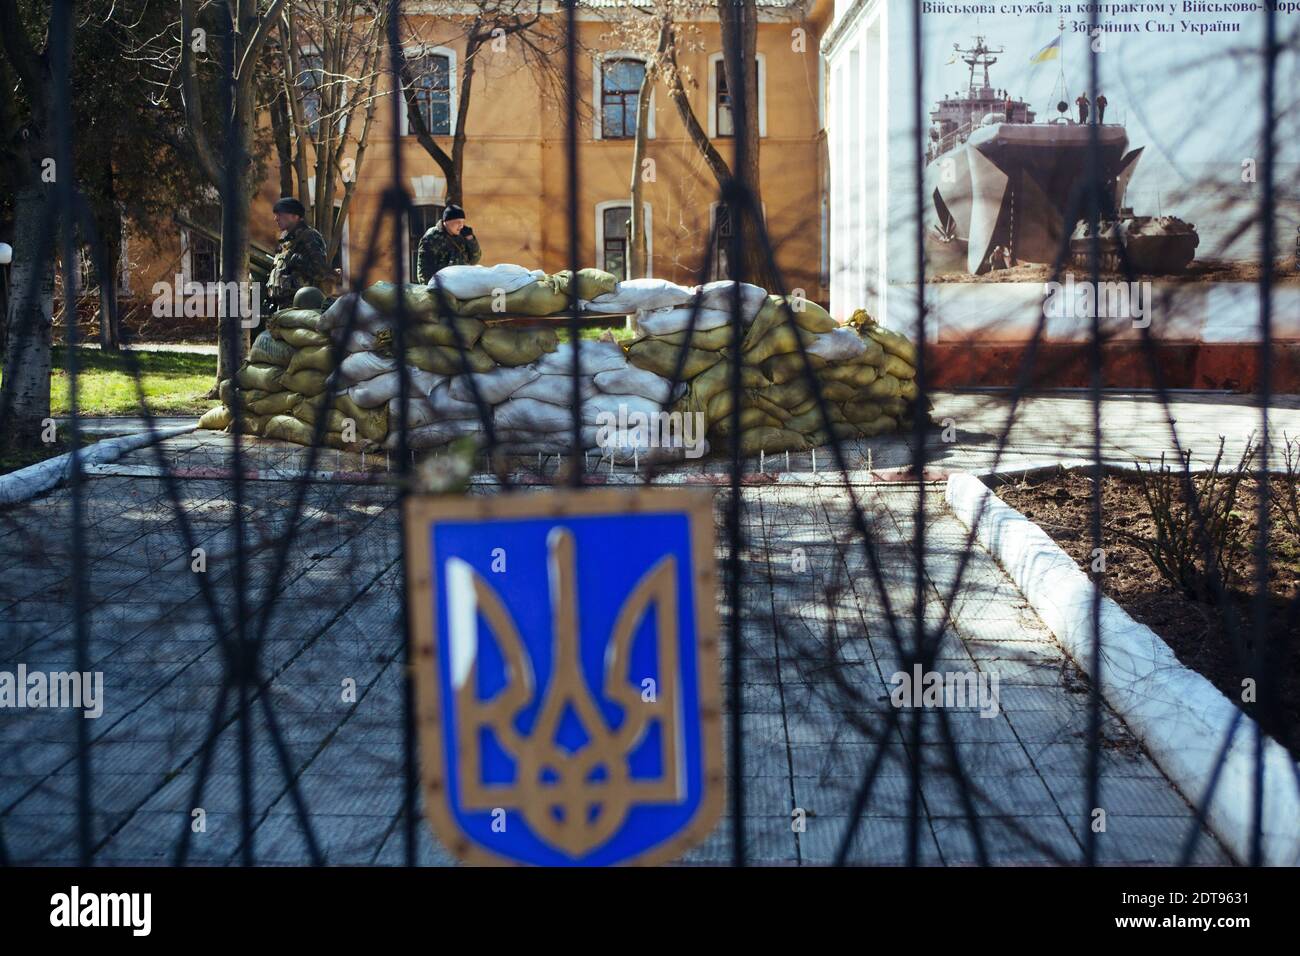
[416,221,482,284]
[268,220,330,308]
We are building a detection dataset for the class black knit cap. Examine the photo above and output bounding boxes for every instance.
[273,197,306,217]
[442,203,466,222]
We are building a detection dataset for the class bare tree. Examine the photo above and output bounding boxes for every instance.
[398,1,567,205]
[177,0,286,386]
[270,0,387,283]
[602,0,768,284]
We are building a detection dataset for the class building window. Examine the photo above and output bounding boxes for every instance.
[602,205,631,279]
[601,58,645,140]
[189,232,219,284]
[407,203,444,281]
[709,53,767,139]
[407,52,452,136]
[299,51,324,136]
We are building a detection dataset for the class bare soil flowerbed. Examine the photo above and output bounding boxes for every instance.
[995,470,1300,760]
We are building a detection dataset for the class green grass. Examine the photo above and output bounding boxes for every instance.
[556,324,637,343]
[51,346,217,417]
[1,347,218,419]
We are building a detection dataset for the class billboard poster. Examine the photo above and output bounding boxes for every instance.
[917,2,1300,284]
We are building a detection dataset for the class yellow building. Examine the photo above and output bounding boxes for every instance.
[135,1,831,317]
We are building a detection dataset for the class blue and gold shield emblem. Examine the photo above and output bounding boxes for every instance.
[404,488,723,866]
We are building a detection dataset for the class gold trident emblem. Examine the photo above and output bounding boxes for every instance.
[446,527,683,857]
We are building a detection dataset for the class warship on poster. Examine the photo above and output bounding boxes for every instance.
[924,32,1199,277]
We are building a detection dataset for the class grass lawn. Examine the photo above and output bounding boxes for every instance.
[42,347,218,418]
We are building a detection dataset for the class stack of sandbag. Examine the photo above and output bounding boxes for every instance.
[198,287,387,449]
[424,264,619,317]
[196,274,921,465]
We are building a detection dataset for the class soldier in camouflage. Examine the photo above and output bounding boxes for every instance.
[267,197,330,310]
[416,203,481,284]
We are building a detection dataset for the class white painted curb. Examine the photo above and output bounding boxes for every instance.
[0,424,197,506]
[946,471,1300,866]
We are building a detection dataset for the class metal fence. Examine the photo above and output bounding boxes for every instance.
[0,0,1295,867]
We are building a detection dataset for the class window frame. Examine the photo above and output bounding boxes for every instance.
[592,51,655,141]
[595,199,653,279]
[400,45,458,138]
[707,51,767,139]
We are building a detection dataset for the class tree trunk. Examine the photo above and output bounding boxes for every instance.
[628,64,654,279]
[718,0,767,287]
[1,183,56,451]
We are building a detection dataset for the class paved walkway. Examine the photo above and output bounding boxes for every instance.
[0,401,1246,864]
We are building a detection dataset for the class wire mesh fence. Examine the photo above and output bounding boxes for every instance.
[0,0,1295,867]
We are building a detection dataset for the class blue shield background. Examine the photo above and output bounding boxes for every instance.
[427,509,709,865]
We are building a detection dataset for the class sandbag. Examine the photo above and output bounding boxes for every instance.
[408,344,495,376]
[265,414,329,447]
[494,396,573,433]
[456,277,569,317]
[709,406,782,437]
[287,344,335,376]
[362,281,438,318]
[394,384,483,427]
[281,368,329,397]
[685,361,770,411]
[748,393,794,424]
[272,308,328,333]
[748,295,837,344]
[293,401,352,435]
[694,280,767,318]
[842,398,885,425]
[479,326,559,366]
[864,373,901,399]
[549,268,619,301]
[227,413,268,436]
[593,367,684,405]
[742,323,818,366]
[237,363,284,393]
[820,382,857,402]
[340,351,397,384]
[735,427,810,456]
[511,373,597,406]
[584,277,696,314]
[395,418,484,451]
[348,368,445,409]
[405,316,486,349]
[626,339,722,380]
[448,365,541,405]
[335,393,389,443]
[865,325,918,365]
[880,397,908,420]
[431,264,540,300]
[883,353,917,380]
[218,380,267,407]
[249,330,295,367]
[819,363,879,387]
[807,327,868,363]
[533,340,628,377]
[249,390,304,417]
[198,405,230,430]
[653,323,739,352]
[856,415,899,437]
[898,377,919,401]
[759,379,814,410]
[581,394,664,428]
[636,306,734,336]
[278,326,331,349]
[761,352,827,386]
[786,404,849,434]
[334,327,378,354]
[495,426,600,449]
[322,293,386,332]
